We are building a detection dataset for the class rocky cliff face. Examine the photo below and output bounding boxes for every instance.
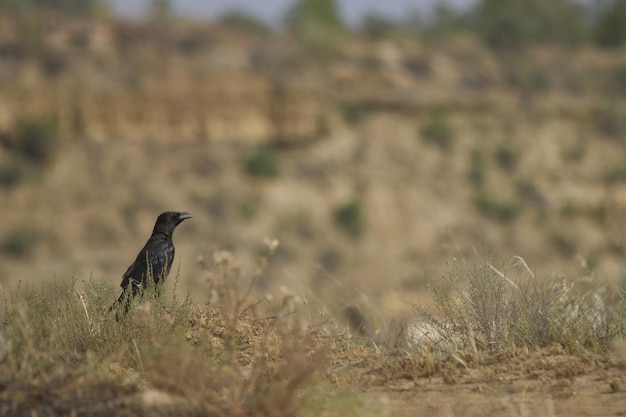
[0,18,325,143]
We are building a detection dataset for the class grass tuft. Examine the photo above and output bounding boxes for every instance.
[407,254,623,355]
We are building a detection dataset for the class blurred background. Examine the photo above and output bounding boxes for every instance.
[1,0,626,318]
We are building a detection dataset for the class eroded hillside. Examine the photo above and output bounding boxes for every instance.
[1,16,626,322]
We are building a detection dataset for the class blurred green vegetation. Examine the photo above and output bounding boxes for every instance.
[0,0,104,15]
[285,0,344,56]
[244,145,281,179]
[340,101,375,125]
[420,112,455,150]
[470,0,587,49]
[0,159,28,188]
[8,117,59,165]
[594,0,626,48]
[219,10,273,36]
[334,200,365,239]
[0,116,59,189]
[474,191,521,223]
[1,0,626,50]
[0,229,37,258]
[279,0,626,49]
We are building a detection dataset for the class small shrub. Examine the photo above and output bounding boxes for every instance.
[0,159,28,188]
[239,201,257,220]
[495,144,518,171]
[468,149,486,187]
[219,11,273,36]
[334,200,365,238]
[409,255,620,354]
[244,145,280,178]
[474,191,521,223]
[5,117,58,165]
[340,101,373,124]
[285,0,345,57]
[420,112,455,150]
[0,229,37,258]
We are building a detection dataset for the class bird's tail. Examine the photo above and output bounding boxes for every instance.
[109,287,133,319]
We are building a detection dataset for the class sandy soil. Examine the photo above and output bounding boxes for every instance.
[378,366,624,417]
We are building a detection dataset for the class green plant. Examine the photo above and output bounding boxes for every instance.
[0,229,37,258]
[0,159,28,188]
[244,145,281,178]
[334,200,365,238]
[420,112,455,150]
[239,201,257,220]
[495,144,518,171]
[285,0,345,56]
[468,149,486,187]
[0,0,103,15]
[6,116,58,166]
[219,10,273,36]
[594,0,626,48]
[340,101,374,124]
[474,191,521,223]
[471,0,586,49]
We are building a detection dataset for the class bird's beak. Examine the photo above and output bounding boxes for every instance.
[178,212,193,221]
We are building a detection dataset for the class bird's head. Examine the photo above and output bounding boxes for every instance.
[153,211,193,235]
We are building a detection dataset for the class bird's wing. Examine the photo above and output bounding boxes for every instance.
[120,234,175,289]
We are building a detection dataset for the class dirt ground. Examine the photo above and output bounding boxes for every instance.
[378,368,625,417]
[7,358,623,417]
[359,351,626,417]
[3,325,625,417]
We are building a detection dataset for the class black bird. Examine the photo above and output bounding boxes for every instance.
[112,211,192,314]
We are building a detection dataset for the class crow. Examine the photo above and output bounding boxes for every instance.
[112,211,192,315]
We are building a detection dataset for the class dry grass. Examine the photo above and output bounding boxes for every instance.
[1,250,624,416]
[407,253,623,355]
[0,245,331,417]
